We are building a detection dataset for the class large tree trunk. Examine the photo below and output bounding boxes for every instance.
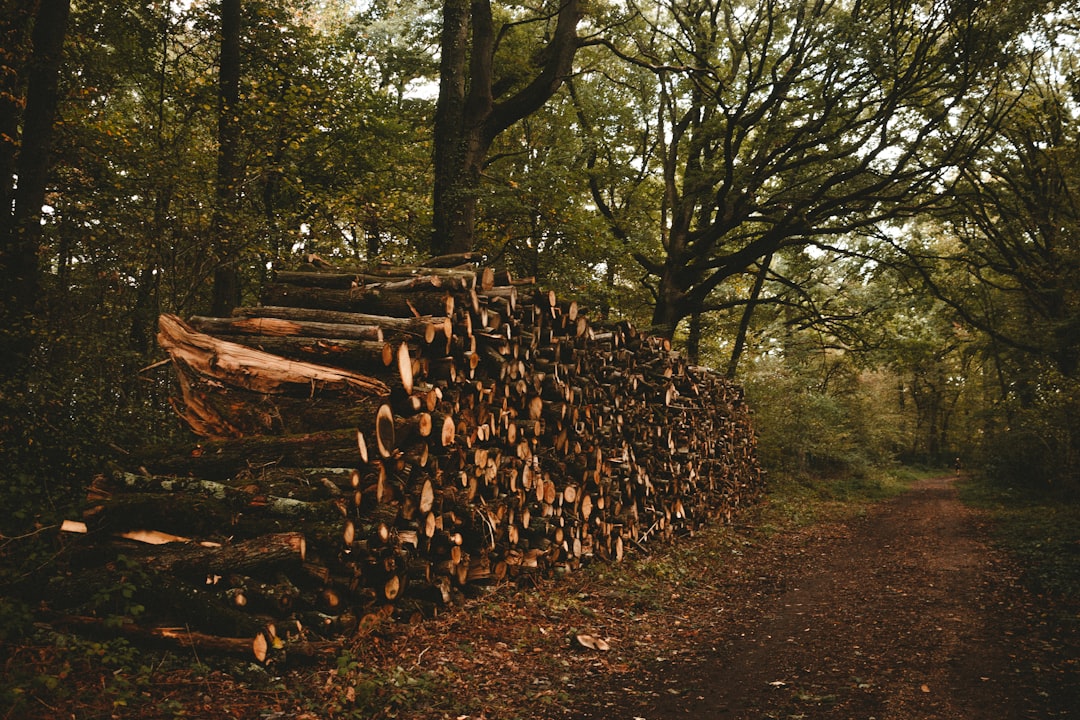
[430,0,582,256]
[650,266,689,341]
[211,0,242,316]
[431,0,473,255]
[0,1,35,247]
[0,0,70,375]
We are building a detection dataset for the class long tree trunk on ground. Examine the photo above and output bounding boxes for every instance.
[210,0,242,316]
[0,0,71,375]
[430,0,582,256]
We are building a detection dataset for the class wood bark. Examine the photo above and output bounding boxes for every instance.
[169,364,388,438]
[157,314,390,398]
[188,315,385,342]
[262,284,454,318]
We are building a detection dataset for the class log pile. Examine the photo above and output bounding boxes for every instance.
[66,253,764,661]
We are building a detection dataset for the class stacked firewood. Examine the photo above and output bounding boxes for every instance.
[67,253,763,661]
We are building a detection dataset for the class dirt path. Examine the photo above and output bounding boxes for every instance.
[567,476,1078,719]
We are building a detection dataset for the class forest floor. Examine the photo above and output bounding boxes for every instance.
[4,473,1078,719]
[564,475,1078,720]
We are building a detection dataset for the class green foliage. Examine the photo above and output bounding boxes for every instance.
[959,476,1080,598]
[743,354,906,478]
[974,373,1080,495]
[0,618,149,717]
[88,555,148,622]
[0,596,35,643]
[759,466,930,533]
[326,662,453,718]
[0,318,182,534]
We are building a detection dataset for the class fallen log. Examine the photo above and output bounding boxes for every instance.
[232,305,452,344]
[157,314,390,398]
[170,363,388,438]
[143,428,374,479]
[261,284,455,318]
[187,315,384,342]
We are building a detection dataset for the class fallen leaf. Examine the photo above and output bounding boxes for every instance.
[574,634,611,651]
[921,684,930,693]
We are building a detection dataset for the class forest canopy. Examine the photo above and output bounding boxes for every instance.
[1,0,1078,521]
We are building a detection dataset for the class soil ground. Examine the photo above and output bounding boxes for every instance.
[565,475,1079,719]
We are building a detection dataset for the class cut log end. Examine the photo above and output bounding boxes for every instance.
[439,414,456,447]
[397,343,414,395]
[375,404,396,458]
[356,430,369,464]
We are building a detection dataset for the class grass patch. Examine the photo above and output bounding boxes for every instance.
[756,464,934,532]
[958,476,1080,599]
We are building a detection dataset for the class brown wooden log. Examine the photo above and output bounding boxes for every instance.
[262,284,454,318]
[276,269,477,293]
[144,429,372,480]
[107,471,344,516]
[360,263,477,285]
[188,315,384,342]
[422,251,484,268]
[143,532,307,579]
[211,334,400,374]
[158,314,390,399]
[50,615,337,664]
[233,306,453,344]
[374,403,396,458]
[170,361,388,438]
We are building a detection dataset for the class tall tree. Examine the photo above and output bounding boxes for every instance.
[431,0,583,255]
[0,0,72,373]
[588,0,1033,342]
[211,0,242,316]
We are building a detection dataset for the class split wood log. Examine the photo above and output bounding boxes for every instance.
[211,335,400,374]
[170,363,388,438]
[157,314,390,398]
